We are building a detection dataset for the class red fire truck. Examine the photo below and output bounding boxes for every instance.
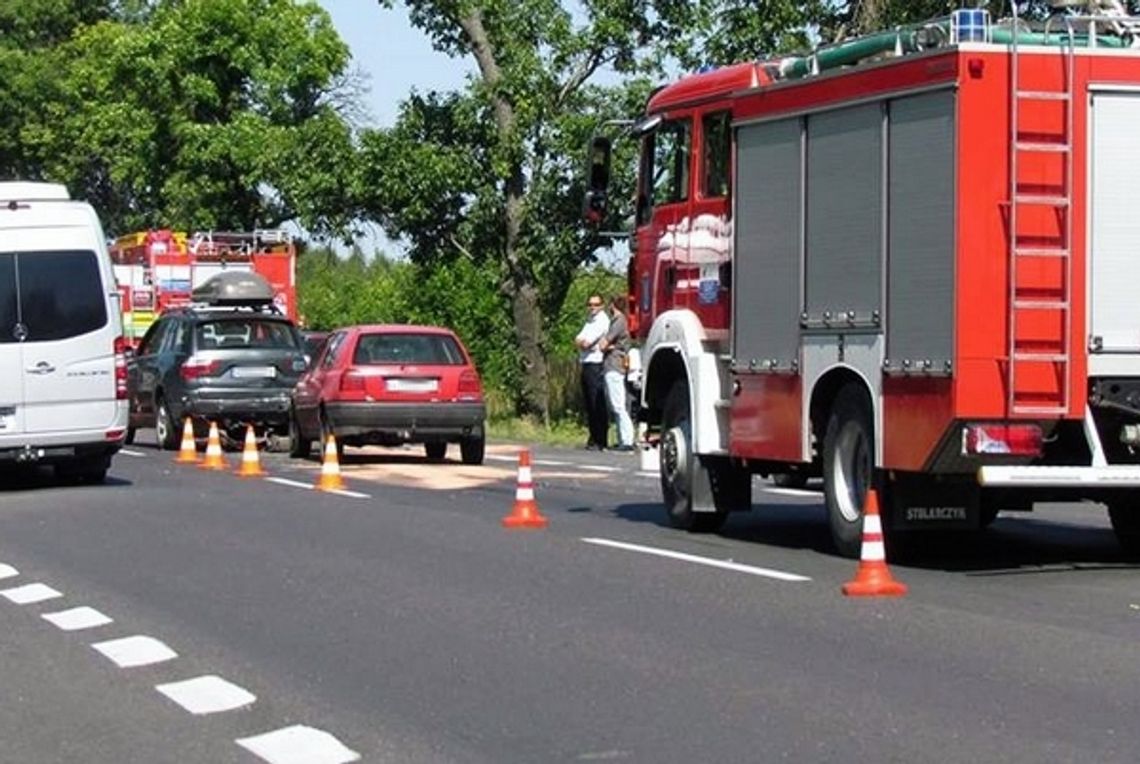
[110,229,298,346]
[586,6,1140,556]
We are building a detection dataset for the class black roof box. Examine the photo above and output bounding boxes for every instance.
[191,270,275,307]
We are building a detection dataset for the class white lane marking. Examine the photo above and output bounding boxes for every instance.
[761,487,820,498]
[581,537,811,582]
[265,477,368,499]
[0,563,18,580]
[266,477,314,490]
[156,675,256,715]
[236,725,360,764]
[636,471,657,478]
[486,455,519,463]
[119,449,146,457]
[582,465,620,473]
[1,583,63,604]
[42,606,113,631]
[91,635,178,668]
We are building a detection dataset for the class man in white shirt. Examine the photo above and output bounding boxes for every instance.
[575,293,611,450]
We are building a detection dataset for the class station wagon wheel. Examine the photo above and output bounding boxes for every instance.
[424,442,447,462]
[155,396,179,451]
[288,407,311,459]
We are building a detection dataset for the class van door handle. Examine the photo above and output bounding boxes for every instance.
[26,362,56,375]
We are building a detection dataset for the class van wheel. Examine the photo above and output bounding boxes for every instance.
[155,397,179,451]
[660,379,747,532]
[57,455,109,485]
[288,408,311,459]
[823,385,874,559]
[460,434,485,465]
[425,442,447,461]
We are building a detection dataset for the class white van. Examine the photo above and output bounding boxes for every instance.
[0,182,128,482]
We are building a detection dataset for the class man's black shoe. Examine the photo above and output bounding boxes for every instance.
[585,442,603,451]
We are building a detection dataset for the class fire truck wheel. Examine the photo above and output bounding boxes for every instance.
[823,385,874,558]
[155,397,179,451]
[1107,503,1140,556]
[660,380,730,532]
[288,408,311,459]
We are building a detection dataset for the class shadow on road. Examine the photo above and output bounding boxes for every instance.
[613,499,1139,573]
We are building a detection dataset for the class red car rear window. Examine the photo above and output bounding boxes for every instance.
[354,333,465,365]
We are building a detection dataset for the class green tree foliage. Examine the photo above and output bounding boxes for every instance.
[363,0,689,422]
[0,0,358,236]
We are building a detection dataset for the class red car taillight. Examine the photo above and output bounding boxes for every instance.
[962,424,1043,456]
[340,369,366,393]
[180,356,222,382]
[113,336,129,400]
[458,369,482,399]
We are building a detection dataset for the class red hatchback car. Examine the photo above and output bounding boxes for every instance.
[289,325,487,464]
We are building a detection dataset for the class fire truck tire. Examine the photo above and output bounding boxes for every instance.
[660,380,741,532]
[823,385,874,559]
[288,408,311,459]
[1107,503,1140,556]
[155,397,179,451]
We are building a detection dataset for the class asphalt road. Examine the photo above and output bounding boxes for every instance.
[0,436,1137,763]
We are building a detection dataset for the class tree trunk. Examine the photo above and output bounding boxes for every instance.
[461,7,551,422]
[506,276,550,424]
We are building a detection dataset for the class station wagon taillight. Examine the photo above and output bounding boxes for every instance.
[114,336,129,399]
[180,356,222,381]
[458,369,482,399]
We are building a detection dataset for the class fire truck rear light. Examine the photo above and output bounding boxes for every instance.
[963,424,1042,456]
[113,336,129,400]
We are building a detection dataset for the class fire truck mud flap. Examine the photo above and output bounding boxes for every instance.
[886,474,982,531]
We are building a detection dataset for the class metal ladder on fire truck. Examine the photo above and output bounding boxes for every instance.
[1007,1,1140,417]
[1007,3,1078,417]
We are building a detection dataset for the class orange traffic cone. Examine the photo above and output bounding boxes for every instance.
[175,417,198,464]
[198,421,227,471]
[842,488,907,597]
[235,424,265,477]
[315,434,346,491]
[501,449,548,529]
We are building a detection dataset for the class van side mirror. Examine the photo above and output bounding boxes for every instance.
[583,135,612,225]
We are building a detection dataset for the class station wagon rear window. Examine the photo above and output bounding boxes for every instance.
[354,333,465,365]
[195,319,298,350]
[0,251,107,343]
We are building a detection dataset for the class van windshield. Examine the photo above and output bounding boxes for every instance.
[0,251,107,343]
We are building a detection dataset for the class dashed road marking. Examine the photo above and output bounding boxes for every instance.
[1,583,63,604]
[92,635,178,668]
[581,464,620,473]
[0,563,18,580]
[328,489,370,499]
[581,537,811,582]
[236,724,360,764]
[156,675,256,715]
[119,449,147,457]
[42,606,113,631]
